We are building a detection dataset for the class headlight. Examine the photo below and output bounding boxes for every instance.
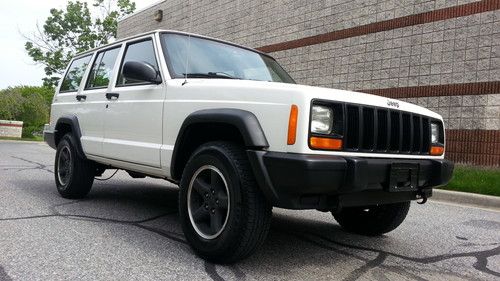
[311,105,333,134]
[431,122,439,143]
[430,121,444,155]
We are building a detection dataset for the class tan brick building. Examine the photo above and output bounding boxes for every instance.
[117,0,500,166]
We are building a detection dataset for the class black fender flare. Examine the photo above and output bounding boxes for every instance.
[55,115,86,159]
[170,108,269,179]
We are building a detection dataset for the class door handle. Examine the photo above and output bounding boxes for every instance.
[76,94,86,101]
[106,92,119,100]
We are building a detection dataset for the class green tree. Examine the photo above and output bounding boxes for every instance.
[24,0,135,87]
[0,89,23,121]
[0,86,52,138]
[18,85,55,106]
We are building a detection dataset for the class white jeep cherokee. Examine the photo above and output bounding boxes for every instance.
[44,30,454,263]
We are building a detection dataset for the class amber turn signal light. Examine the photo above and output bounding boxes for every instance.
[287,105,298,145]
[430,145,444,155]
[309,136,342,150]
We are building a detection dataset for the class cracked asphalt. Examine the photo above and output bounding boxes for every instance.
[0,141,499,281]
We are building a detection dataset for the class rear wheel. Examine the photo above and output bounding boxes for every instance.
[54,133,95,199]
[332,201,410,236]
[179,141,272,264]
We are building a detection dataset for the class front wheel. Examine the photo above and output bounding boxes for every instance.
[54,133,95,199]
[179,141,272,264]
[332,201,410,236]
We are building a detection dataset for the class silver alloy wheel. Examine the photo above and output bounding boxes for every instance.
[187,165,230,240]
[57,146,72,186]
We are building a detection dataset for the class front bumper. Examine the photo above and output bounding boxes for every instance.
[247,151,454,210]
[43,124,56,149]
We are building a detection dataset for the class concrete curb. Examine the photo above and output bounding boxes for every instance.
[0,140,44,144]
[431,189,500,211]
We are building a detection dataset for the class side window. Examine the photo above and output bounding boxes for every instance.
[85,47,120,89]
[60,55,92,92]
[117,39,159,85]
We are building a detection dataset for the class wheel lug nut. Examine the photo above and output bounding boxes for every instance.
[205,204,208,209]
[211,189,215,194]
[211,209,215,214]
[205,193,209,198]
[216,200,219,204]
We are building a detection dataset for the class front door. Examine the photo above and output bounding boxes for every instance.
[101,36,165,168]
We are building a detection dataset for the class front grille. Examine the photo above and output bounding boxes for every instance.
[343,105,432,154]
[345,106,359,149]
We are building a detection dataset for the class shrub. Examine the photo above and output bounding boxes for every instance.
[0,86,53,138]
[0,89,23,120]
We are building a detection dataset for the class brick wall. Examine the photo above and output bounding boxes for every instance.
[400,93,499,130]
[118,0,500,166]
[446,129,500,165]
[118,0,483,48]
[0,120,23,138]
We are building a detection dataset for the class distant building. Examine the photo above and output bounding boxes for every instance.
[118,0,500,166]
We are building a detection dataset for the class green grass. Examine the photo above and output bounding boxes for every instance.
[0,136,43,142]
[440,165,500,197]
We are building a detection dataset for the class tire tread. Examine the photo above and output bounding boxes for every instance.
[180,141,271,263]
[333,201,410,236]
[55,134,95,199]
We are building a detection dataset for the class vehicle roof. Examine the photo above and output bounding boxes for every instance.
[74,29,273,60]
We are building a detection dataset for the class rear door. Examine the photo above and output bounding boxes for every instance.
[54,54,104,156]
[101,36,165,167]
[78,45,122,156]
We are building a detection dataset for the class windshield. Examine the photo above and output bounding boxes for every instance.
[160,33,295,84]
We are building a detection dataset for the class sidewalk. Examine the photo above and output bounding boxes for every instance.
[431,189,500,211]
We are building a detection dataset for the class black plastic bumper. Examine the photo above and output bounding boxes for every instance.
[247,151,454,210]
[43,129,56,149]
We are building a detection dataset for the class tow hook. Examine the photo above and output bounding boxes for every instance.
[416,189,428,204]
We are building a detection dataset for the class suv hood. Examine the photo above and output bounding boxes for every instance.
[288,83,441,120]
[184,79,441,120]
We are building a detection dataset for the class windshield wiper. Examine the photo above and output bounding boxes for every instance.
[182,72,239,79]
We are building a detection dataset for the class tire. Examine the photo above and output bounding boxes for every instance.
[54,133,95,199]
[332,201,411,236]
[179,141,272,264]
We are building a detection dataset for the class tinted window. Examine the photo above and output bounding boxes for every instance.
[161,33,295,84]
[60,55,92,92]
[86,47,120,89]
[117,39,159,85]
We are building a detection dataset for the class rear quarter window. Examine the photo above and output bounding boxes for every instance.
[59,55,92,93]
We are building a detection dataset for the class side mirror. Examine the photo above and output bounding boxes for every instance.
[122,61,162,84]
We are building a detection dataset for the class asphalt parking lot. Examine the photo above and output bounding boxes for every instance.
[0,141,499,281]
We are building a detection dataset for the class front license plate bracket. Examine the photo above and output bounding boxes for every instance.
[388,163,419,192]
